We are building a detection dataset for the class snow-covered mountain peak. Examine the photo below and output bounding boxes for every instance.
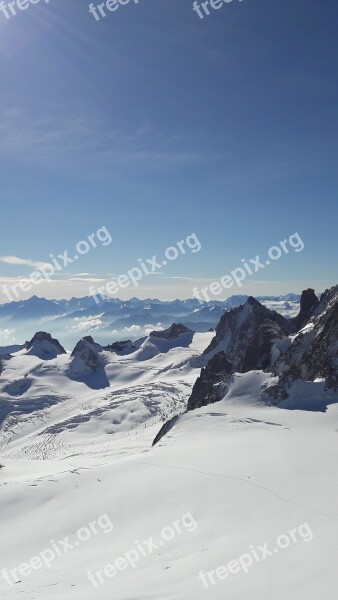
[24,331,66,360]
[149,322,193,340]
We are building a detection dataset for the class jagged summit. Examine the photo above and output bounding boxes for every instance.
[149,323,194,339]
[187,297,290,411]
[24,331,66,359]
[295,288,319,330]
[70,336,103,372]
[153,285,338,442]
[202,295,290,363]
[71,335,102,357]
[104,339,136,355]
[68,335,109,388]
[133,323,195,360]
[268,284,338,398]
[247,295,260,306]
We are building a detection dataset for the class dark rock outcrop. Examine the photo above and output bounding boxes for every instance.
[152,415,180,446]
[68,336,109,388]
[187,297,290,410]
[195,289,337,408]
[70,336,103,372]
[267,284,338,398]
[150,323,194,339]
[71,335,101,356]
[104,340,136,354]
[203,296,290,368]
[294,288,319,331]
[242,320,286,372]
[24,331,66,359]
[187,352,232,411]
[153,286,338,444]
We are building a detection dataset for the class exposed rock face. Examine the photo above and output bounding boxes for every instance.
[70,336,103,373]
[241,321,286,372]
[152,415,180,446]
[104,340,136,354]
[68,336,109,389]
[71,335,100,355]
[203,296,290,369]
[187,352,232,411]
[187,298,290,411]
[294,288,319,331]
[190,285,338,412]
[153,285,338,445]
[267,285,338,398]
[24,332,66,359]
[150,323,194,339]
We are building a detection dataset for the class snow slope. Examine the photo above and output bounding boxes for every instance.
[0,332,213,460]
[0,365,337,599]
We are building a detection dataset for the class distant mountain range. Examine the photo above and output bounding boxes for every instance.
[0,293,302,349]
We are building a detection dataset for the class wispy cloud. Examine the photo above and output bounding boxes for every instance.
[0,108,222,171]
[0,255,50,269]
[144,323,163,335]
[0,328,15,342]
[71,317,103,332]
[69,277,107,282]
[124,325,141,333]
[162,275,201,281]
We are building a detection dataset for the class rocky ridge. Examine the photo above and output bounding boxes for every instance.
[154,285,338,444]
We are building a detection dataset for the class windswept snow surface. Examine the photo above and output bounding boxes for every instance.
[0,337,337,599]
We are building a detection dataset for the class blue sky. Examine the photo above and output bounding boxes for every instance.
[0,0,337,301]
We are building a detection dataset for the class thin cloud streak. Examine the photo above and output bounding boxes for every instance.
[0,108,223,171]
[0,255,50,270]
